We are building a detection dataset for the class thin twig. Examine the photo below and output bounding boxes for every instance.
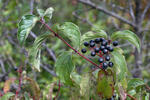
[0,60,6,73]
[72,11,94,26]
[30,0,34,14]
[140,0,150,23]
[128,0,135,22]
[78,0,135,27]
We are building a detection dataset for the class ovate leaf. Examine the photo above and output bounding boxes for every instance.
[55,51,75,85]
[80,73,90,98]
[111,30,141,52]
[97,69,114,99]
[70,71,81,86]
[0,92,14,100]
[127,78,145,91]
[37,7,54,21]
[37,9,45,17]
[44,7,54,20]
[57,22,81,49]
[111,50,128,81]
[31,50,41,71]
[30,33,50,71]
[24,92,30,100]
[17,15,39,45]
[81,30,107,44]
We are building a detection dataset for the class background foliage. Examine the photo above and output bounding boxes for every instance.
[0,0,150,100]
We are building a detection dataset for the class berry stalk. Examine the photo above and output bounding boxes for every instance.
[40,20,100,69]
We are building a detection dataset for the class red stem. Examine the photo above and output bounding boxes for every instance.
[15,67,23,98]
[127,93,137,100]
[40,20,100,69]
[53,80,61,100]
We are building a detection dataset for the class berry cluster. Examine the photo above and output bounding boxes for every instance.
[81,38,118,70]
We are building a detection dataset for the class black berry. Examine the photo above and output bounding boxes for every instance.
[105,45,110,49]
[108,62,114,67]
[90,40,94,43]
[94,47,100,53]
[103,49,108,54]
[113,94,116,98]
[81,48,87,53]
[113,41,118,46]
[90,42,95,47]
[98,58,104,63]
[101,40,107,46]
[100,46,105,51]
[91,51,96,56]
[84,41,89,46]
[105,55,110,61]
[102,62,108,69]
[95,38,100,44]
[108,46,113,52]
[14,67,18,71]
[100,38,105,42]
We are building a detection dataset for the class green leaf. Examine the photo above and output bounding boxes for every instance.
[80,73,90,98]
[97,69,114,99]
[32,50,41,71]
[44,7,54,20]
[0,92,14,100]
[111,50,128,81]
[70,71,81,86]
[30,33,50,71]
[17,15,39,45]
[37,9,45,17]
[114,47,124,55]
[111,30,141,52]
[37,7,54,21]
[55,51,75,85]
[24,92,30,100]
[81,30,107,44]
[57,22,81,49]
[127,78,145,91]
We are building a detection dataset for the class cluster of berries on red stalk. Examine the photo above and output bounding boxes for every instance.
[81,38,118,70]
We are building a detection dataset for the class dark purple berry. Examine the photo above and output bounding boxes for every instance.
[81,48,87,53]
[105,55,110,61]
[101,40,108,46]
[90,40,94,43]
[103,49,108,54]
[90,42,95,47]
[84,41,89,46]
[95,38,100,44]
[105,45,110,49]
[108,62,114,67]
[100,46,105,50]
[113,41,118,46]
[108,46,113,52]
[113,94,116,98]
[14,67,18,71]
[100,38,105,42]
[102,62,108,69]
[94,47,100,53]
[91,51,96,56]
[98,58,104,63]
